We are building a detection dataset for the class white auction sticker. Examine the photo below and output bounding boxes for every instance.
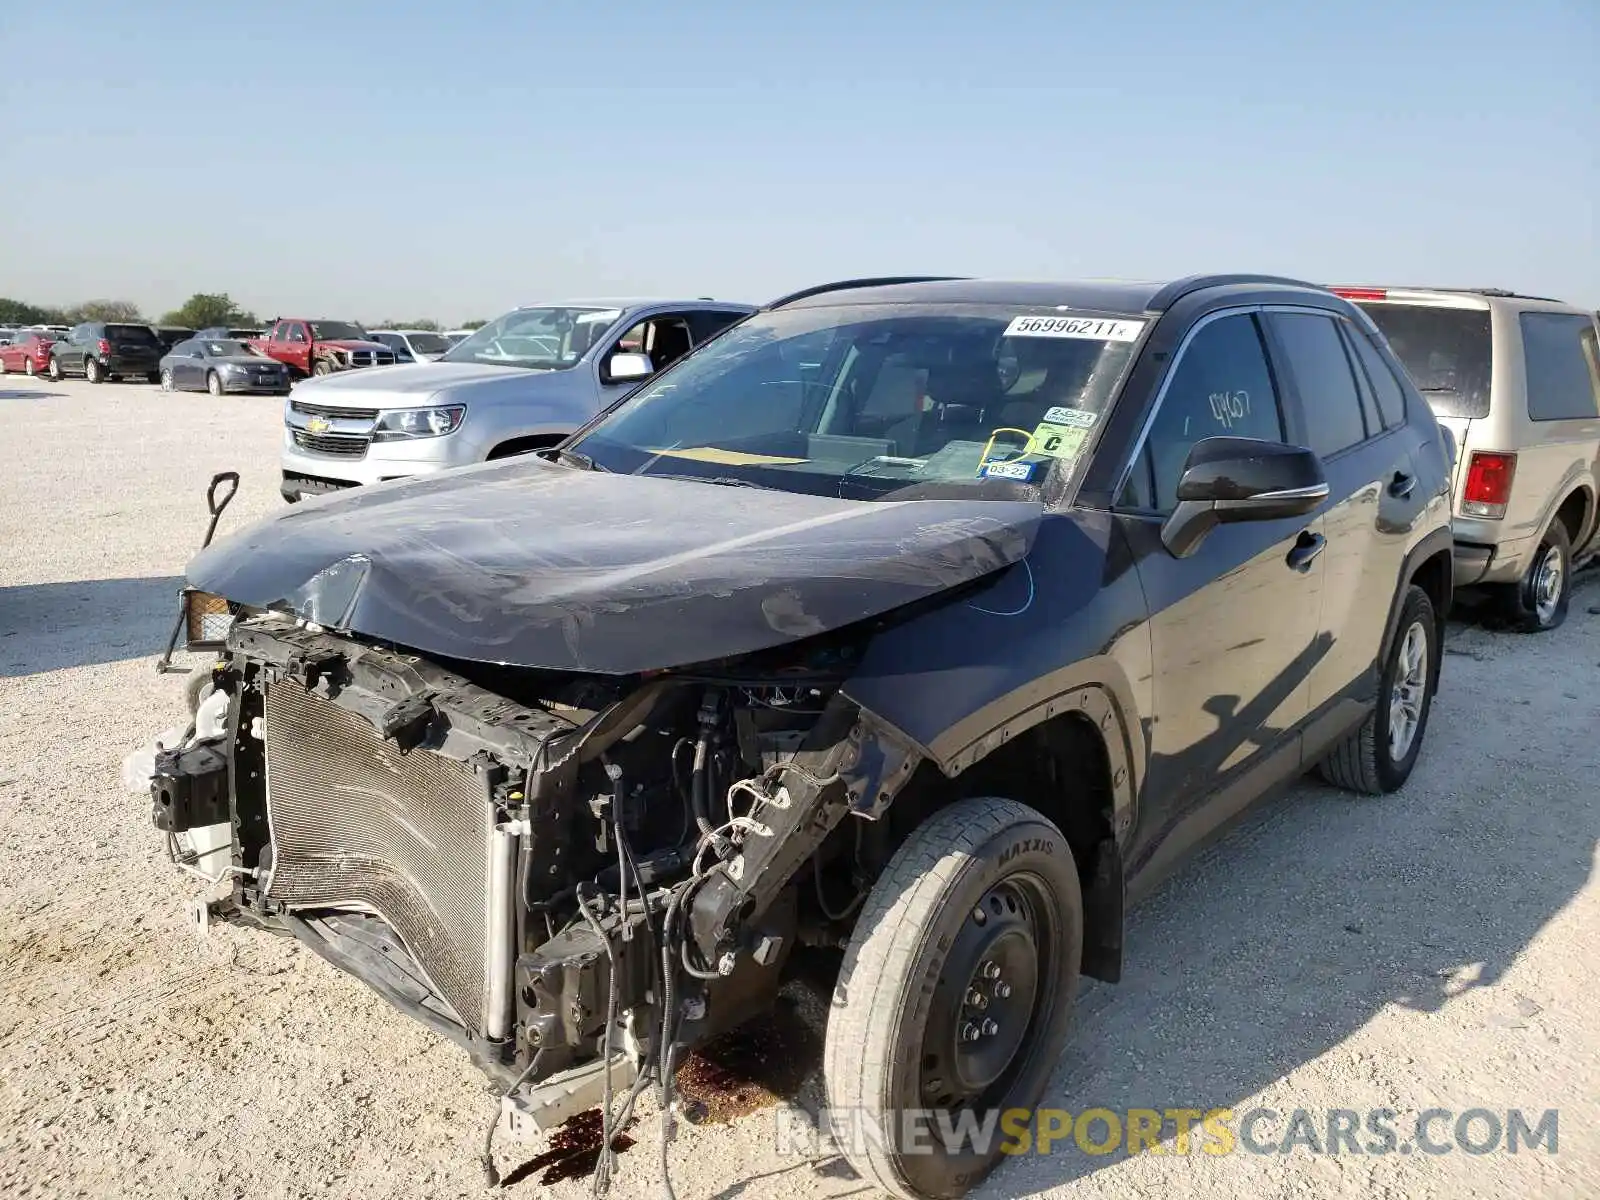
[1003,315,1145,342]
[1042,406,1098,428]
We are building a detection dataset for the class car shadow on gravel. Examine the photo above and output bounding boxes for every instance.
[0,389,69,400]
[0,576,184,676]
[974,625,1598,1196]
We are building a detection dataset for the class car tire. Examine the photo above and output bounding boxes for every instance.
[824,796,1082,1200]
[84,358,101,384]
[1499,518,1571,633]
[206,371,224,397]
[1319,584,1439,795]
[146,370,161,385]
[312,359,332,376]
[159,368,175,392]
[25,358,36,377]
[47,356,62,381]
[0,356,7,375]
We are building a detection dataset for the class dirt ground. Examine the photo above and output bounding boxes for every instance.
[2,376,1596,1200]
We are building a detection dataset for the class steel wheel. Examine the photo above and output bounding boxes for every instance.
[25,358,36,377]
[47,356,61,381]
[1388,620,1429,762]
[920,876,1051,1113]
[160,368,174,392]
[84,358,101,384]
[1531,542,1564,627]
[206,371,223,396]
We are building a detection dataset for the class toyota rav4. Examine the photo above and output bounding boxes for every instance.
[138,274,1455,1199]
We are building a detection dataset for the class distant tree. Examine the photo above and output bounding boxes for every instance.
[67,299,145,323]
[0,298,53,324]
[159,292,257,329]
[407,318,442,331]
[457,319,488,330]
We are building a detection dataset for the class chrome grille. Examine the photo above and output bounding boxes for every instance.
[292,430,370,457]
[347,350,396,367]
[292,399,380,420]
[262,680,489,1032]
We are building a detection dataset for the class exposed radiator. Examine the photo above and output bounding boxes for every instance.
[262,679,490,1033]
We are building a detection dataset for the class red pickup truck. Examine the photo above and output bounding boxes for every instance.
[252,318,399,377]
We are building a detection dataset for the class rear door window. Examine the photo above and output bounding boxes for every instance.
[1519,313,1600,421]
[1356,303,1492,419]
[1264,312,1368,457]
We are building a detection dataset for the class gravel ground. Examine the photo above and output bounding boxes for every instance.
[2,375,1596,1200]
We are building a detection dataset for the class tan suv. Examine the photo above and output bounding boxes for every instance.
[1331,286,1600,631]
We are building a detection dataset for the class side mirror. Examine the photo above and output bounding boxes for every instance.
[605,351,654,383]
[1160,436,1328,558]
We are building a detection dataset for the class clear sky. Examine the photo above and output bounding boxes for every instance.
[2,0,1594,323]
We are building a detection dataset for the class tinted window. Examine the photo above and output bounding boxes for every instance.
[1125,312,1285,512]
[1520,313,1600,421]
[1344,324,1407,430]
[688,310,747,344]
[1356,302,1492,419]
[107,324,158,345]
[1266,312,1367,457]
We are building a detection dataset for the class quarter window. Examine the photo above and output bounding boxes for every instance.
[1266,312,1368,457]
[1344,324,1407,430]
[1520,313,1600,421]
[1123,312,1285,512]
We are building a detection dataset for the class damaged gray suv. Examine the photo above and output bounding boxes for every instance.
[141,274,1455,1199]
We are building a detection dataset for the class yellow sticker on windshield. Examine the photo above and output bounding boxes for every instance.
[1027,422,1090,460]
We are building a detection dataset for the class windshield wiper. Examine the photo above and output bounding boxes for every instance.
[540,446,608,472]
[1417,386,1462,394]
[648,473,775,490]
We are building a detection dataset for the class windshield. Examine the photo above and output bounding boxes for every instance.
[1357,302,1492,419]
[404,332,450,354]
[570,304,1143,500]
[309,321,370,341]
[441,307,623,370]
[204,340,261,357]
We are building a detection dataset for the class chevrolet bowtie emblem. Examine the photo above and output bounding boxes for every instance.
[305,416,331,434]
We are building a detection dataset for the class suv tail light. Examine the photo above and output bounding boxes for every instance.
[96,338,111,356]
[1462,451,1516,518]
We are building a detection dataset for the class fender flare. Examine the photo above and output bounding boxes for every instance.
[1379,524,1454,670]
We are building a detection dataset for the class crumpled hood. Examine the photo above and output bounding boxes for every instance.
[187,458,1042,674]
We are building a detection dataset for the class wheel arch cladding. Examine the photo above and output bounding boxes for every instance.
[870,698,1131,983]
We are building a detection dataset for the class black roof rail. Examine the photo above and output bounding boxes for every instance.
[1146,273,1322,311]
[764,276,969,310]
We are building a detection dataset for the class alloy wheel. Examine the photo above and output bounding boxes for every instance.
[1388,621,1429,762]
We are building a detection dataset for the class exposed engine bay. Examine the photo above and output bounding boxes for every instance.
[150,609,924,1171]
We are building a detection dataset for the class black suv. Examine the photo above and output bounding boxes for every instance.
[48,321,163,383]
[141,275,1454,1199]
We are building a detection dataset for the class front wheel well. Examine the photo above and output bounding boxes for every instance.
[866,711,1123,981]
[487,433,569,460]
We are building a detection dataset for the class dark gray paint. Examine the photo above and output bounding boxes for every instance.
[186,455,1042,674]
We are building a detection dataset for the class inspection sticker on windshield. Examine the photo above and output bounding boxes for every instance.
[1028,422,1091,460]
[1004,315,1145,342]
[981,459,1036,482]
[1042,406,1097,428]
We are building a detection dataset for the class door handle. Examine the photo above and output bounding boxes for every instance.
[1286,530,1326,572]
[1388,471,1416,499]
